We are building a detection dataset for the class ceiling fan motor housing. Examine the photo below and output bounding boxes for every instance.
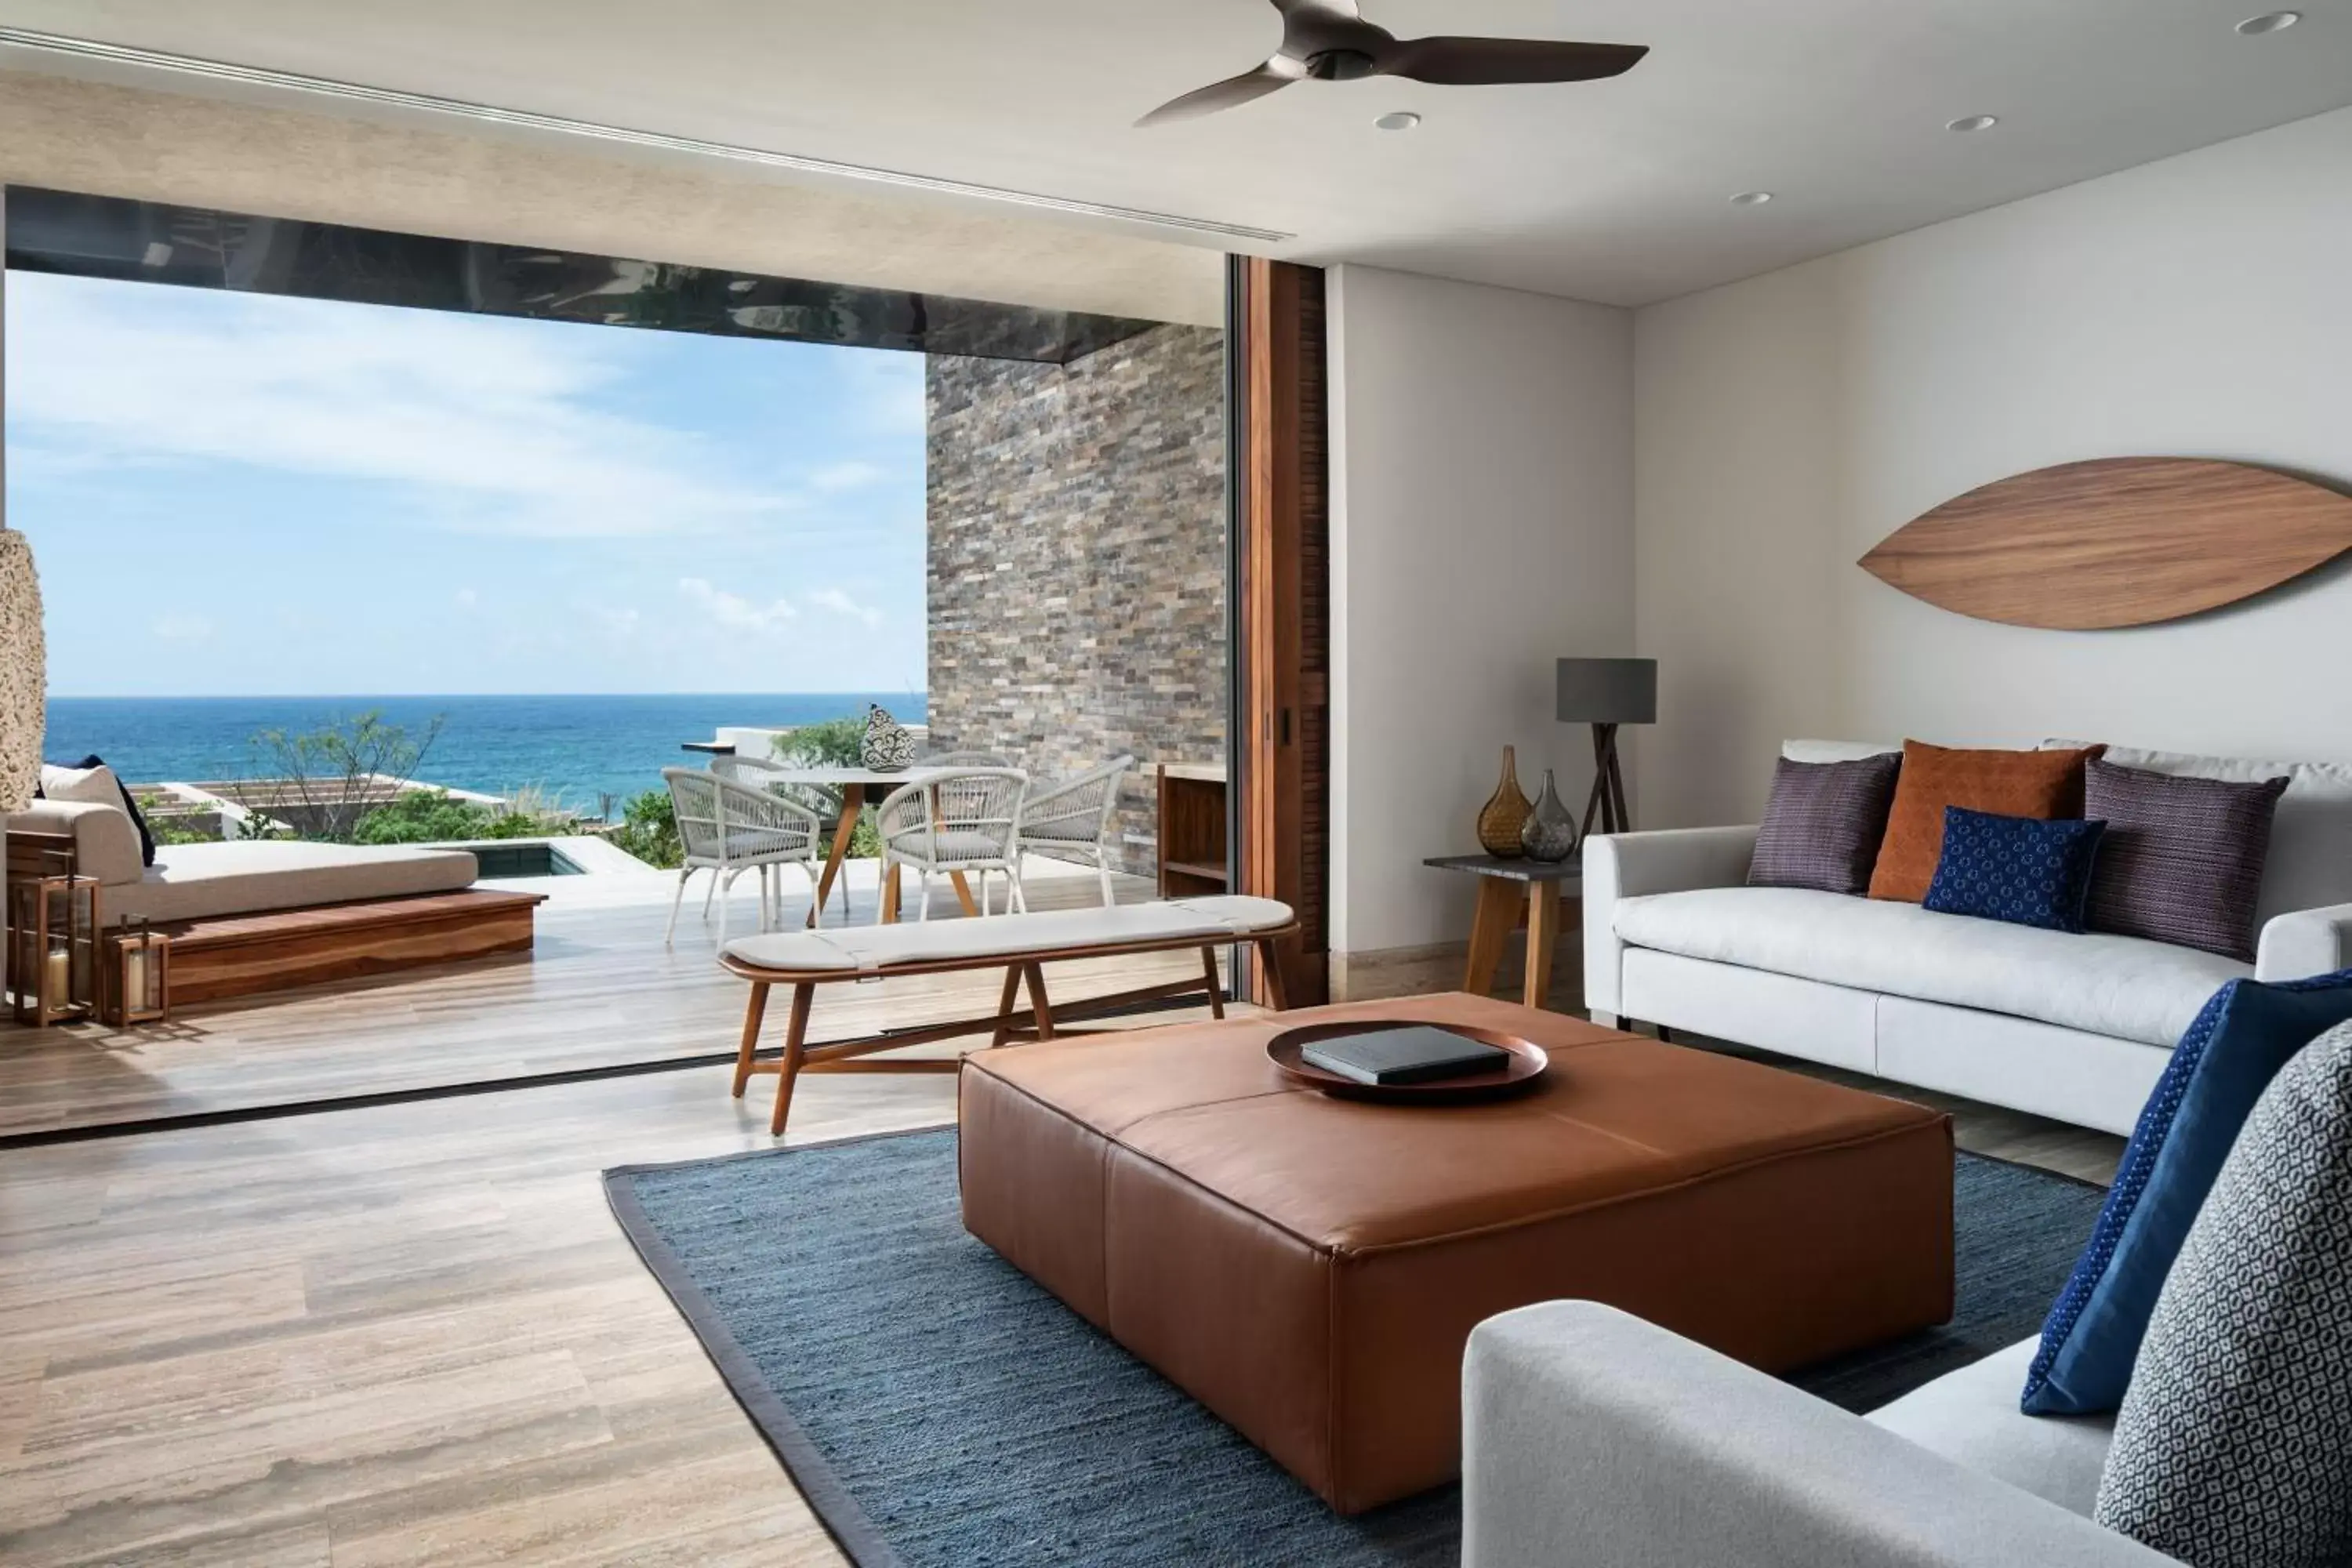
[1305,48,1377,81]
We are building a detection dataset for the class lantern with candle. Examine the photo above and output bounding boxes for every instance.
[9,838,98,1025]
[101,920,170,1026]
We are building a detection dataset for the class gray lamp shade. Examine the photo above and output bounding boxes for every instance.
[1555,658,1656,726]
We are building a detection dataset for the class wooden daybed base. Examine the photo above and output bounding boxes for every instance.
[718,895,1299,1136]
[159,888,549,1007]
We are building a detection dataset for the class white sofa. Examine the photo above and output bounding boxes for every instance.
[9,793,477,925]
[1463,1301,2174,1567]
[1584,741,2352,1135]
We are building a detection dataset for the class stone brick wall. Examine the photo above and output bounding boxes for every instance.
[925,324,1225,877]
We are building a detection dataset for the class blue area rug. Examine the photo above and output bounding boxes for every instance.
[606,1130,2104,1567]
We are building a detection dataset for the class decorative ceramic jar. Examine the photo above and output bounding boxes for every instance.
[1475,746,1533,858]
[860,704,916,772]
[1519,769,1579,863]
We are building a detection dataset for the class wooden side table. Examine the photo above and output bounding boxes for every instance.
[1423,855,1583,1010]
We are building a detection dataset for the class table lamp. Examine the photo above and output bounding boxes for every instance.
[1555,657,1655,837]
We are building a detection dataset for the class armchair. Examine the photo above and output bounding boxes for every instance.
[1014,755,1135,908]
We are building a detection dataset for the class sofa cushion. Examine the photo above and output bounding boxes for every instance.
[1612,886,2246,1047]
[39,758,155,866]
[1923,808,2107,935]
[2051,740,2352,924]
[2082,760,2286,961]
[1749,753,1901,895]
[2024,968,2352,1417]
[2096,1022,2352,1566]
[1867,1338,2113,1519]
[1868,740,2105,903]
[105,840,479,925]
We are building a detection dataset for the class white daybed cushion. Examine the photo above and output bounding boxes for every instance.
[107,840,480,924]
[1612,887,2244,1047]
[1867,1338,2115,1519]
[724,895,1294,975]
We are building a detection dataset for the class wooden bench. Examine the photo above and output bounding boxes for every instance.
[718,895,1298,1136]
[159,888,549,1007]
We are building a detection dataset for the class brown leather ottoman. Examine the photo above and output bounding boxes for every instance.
[959,993,1953,1514]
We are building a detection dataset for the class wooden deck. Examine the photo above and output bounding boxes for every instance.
[0,865,1201,1139]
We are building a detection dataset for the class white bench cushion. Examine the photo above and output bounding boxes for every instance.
[1613,887,2243,1048]
[724,895,1294,975]
[107,840,481,924]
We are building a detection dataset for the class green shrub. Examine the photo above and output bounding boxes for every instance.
[608,789,682,869]
[351,790,577,845]
[770,715,866,767]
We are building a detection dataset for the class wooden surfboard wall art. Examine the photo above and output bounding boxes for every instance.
[1858,456,2352,631]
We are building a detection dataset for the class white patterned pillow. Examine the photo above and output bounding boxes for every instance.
[2095,1019,2352,1565]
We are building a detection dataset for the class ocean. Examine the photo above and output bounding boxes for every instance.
[40,693,929,814]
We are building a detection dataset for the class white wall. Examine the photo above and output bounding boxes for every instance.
[1634,105,2352,828]
[1329,265,1634,955]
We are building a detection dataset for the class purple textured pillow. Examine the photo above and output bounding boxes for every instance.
[2085,759,2288,961]
[1749,753,1903,895]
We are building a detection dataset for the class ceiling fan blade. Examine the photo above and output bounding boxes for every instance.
[1136,58,1305,126]
[1377,36,1648,85]
[1271,0,1360,18]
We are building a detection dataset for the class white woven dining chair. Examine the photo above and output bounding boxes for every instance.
[923,750,1011,768]
[711,753,853,924]
[661,768,825,946]
[1014,755,1135,907]
[875,768,1027,920]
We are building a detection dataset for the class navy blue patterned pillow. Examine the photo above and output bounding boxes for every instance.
[1922,806,2107,933]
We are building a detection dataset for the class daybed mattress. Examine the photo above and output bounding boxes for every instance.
[107,841,480,924]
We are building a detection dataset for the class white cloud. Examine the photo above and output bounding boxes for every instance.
[454,587,481,611]
[151,614,215,643]
[805,586,884,628]
[809,460,883,493]
[5,273,797,539]
[678,576,798,633]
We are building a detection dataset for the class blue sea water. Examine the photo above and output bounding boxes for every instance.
[40,693,927,814]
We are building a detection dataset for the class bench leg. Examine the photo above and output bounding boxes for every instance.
[989,965,1022,1049]
[1255,935,1290,1011]
[732,982,770,1098]
[1202,946,1225,1020]
[1022,962,1055,1040]
[770,982,815,1137]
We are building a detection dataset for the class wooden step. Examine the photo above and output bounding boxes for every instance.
[158,889,549,1007]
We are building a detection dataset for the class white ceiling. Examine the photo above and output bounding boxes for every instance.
[2,0,2349,307]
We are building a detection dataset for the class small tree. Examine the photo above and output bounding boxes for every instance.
[249,710,447,842]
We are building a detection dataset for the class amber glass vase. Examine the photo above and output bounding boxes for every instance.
[1475,746,1533,858]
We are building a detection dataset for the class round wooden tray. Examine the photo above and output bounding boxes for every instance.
[1265,1019,1550,1105]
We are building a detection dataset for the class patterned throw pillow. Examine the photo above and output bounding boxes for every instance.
[2020,968,2352,1415]
[1748,753,1902,895]
[2085,757,2288,962]
[2095,1021,2352,1566]
[1867,739,2106,902]
[1920,807,2106,933]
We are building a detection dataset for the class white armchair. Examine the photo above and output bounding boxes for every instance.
[1014,755,1135,908]
[711,753,853,924]
[876,768,1027,920]
[660,768,825,946]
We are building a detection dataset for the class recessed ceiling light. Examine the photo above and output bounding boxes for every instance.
[2237,10,2300,34]
[1947,114,1999,132]
[1729,191,1774,206]
[1374,111,1421,131]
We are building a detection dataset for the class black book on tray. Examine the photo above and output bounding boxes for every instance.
[1300,1025,1512,1086]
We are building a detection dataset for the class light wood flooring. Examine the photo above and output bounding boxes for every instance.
[0,876,2124,1566]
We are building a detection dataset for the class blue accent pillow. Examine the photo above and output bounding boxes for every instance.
[1922,806,2107,933]
[2022,967,2352,1416]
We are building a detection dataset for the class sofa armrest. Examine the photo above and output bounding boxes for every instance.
[1464,1301,2174,1568]
[4,800,145,887]
[2256,904,2352,983]
[1582,826,1758,1018]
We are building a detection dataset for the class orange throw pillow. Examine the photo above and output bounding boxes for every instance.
[1867,739,2108,902]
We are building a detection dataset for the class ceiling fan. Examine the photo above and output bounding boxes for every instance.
[1137,0,1648,126]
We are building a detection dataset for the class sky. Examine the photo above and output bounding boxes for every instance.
[3,269,927,697]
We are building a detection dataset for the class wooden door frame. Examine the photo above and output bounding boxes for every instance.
[1227,256,1330,1007]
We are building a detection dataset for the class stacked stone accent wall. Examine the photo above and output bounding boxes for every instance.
[925,325,1225,877]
